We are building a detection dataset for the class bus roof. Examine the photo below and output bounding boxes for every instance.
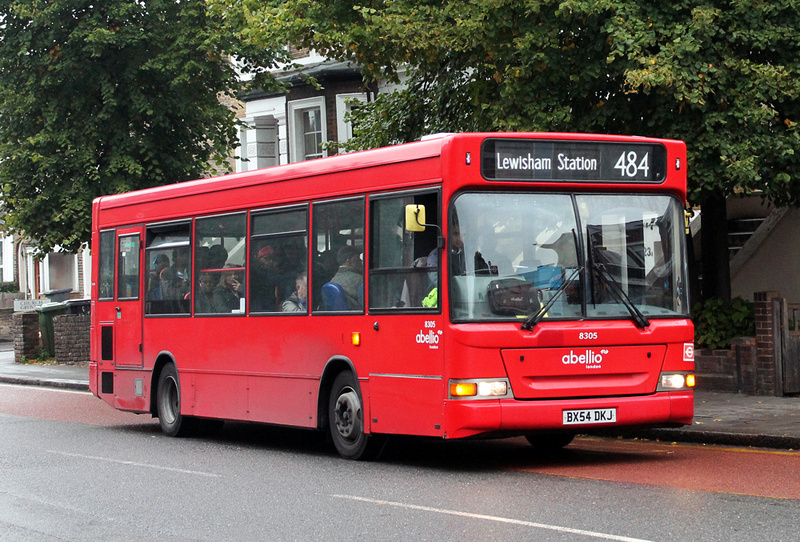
[93,132,686,225]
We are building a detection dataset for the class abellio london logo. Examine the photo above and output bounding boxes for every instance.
[416,329,442,349]
[562,349,609,369]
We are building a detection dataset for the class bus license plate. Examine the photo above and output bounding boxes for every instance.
[562,408,617,425]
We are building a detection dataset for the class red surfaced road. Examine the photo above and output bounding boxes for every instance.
[0,383,154,428]
[512,436,800,501]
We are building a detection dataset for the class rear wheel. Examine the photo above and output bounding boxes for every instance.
[156,363,193,437]
[525,433,575,452]
[328,372,385,460]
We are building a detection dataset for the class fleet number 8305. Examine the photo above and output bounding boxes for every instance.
[579,332,598,340]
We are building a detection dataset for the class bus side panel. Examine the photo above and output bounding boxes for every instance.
[369,376,443,437]
[187,372,248,421]
[112,369,150,412]
[248,375,316,427]
[143,316,337,429]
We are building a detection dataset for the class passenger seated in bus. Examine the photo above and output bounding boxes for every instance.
[214,265,245,313]
[330,246,363,309]
[401,251,438,308]
[207,244,228,271]
[158,266,187,312]
[282,272,308,312]
[195,272,217,313]
[251,245,284,311]
[171,248,191,283]
[147,253,170,300]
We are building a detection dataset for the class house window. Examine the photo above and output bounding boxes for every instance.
[301,109,323,160]
[0,238,3,280]
[288,97,327,162]
[47,252,78,293]
[336,93,367,146]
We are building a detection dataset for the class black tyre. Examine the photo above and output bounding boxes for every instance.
[524,433,575,452]
[156,363,193,437]
[328,372,385,460]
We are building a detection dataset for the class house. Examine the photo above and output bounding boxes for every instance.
[235,50,387,170]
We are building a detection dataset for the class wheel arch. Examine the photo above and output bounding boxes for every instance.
[317,356,358,431]
[149,351,178,417]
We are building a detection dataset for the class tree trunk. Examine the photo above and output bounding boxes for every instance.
[700,191,731,301]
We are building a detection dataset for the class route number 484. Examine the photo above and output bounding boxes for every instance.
[614,151,649,178]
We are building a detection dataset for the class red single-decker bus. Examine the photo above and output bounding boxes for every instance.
[90,132,695,459]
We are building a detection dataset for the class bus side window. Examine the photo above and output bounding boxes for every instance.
[312,198,364,312]
[369,191,440,310]
[195,213,247,315]
[250,206,308,314]
[98,230,115,300]
[144,222,191,316]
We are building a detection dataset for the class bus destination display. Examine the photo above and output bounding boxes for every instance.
[481,139,667,183]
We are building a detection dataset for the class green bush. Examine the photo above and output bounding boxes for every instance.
[692,297,755,350]
[0,281,19,293]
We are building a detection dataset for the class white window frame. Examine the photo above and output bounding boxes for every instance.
[0,234,13,283]
[42,251,79,294]
[287,97,327,163]
[336,93,367,148]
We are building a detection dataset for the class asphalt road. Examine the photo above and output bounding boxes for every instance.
[2,383,799,541]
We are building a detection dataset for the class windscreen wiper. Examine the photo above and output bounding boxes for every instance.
[522,267,583,331]
[591,263,650,328]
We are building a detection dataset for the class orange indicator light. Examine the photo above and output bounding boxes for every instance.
[351,332,361,346]
[686,374,696,387]
[450,382,477,397]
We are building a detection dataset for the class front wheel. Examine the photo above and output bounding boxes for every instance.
[328,372,385,460]
[156,363,193,437]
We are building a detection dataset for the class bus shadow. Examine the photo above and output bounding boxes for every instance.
[378,435,673,472]
[109,420,674,471]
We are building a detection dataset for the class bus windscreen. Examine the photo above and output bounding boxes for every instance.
[449,192,688,323]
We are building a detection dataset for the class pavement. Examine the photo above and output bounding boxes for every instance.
[2,342,800,450]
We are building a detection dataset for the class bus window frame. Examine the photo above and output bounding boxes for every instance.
[144,219,193,318]
[249,203,309,316]
[194,211,249,317]
[98,229,116,301]
[447,189,690,324]
[312,196,366,314]
[368,187,442,315]
[116,233,141,302]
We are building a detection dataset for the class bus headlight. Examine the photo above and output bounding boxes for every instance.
[657,372,696,391]
[449,379,513,399]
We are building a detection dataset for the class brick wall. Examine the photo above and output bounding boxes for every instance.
[13,312,40,362]
[694,337,757,393]
[0,308,15,341]
[694,290,783,396]
[53,313,90,365]
[754,290,781,394]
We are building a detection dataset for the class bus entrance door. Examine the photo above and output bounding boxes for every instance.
[113,226,143,368]
[365,315,445,437]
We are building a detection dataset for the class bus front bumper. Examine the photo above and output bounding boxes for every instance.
[442,391,693,439]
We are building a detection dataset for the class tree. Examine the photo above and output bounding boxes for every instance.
[218,0,800,300]
[0,0,287,253]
